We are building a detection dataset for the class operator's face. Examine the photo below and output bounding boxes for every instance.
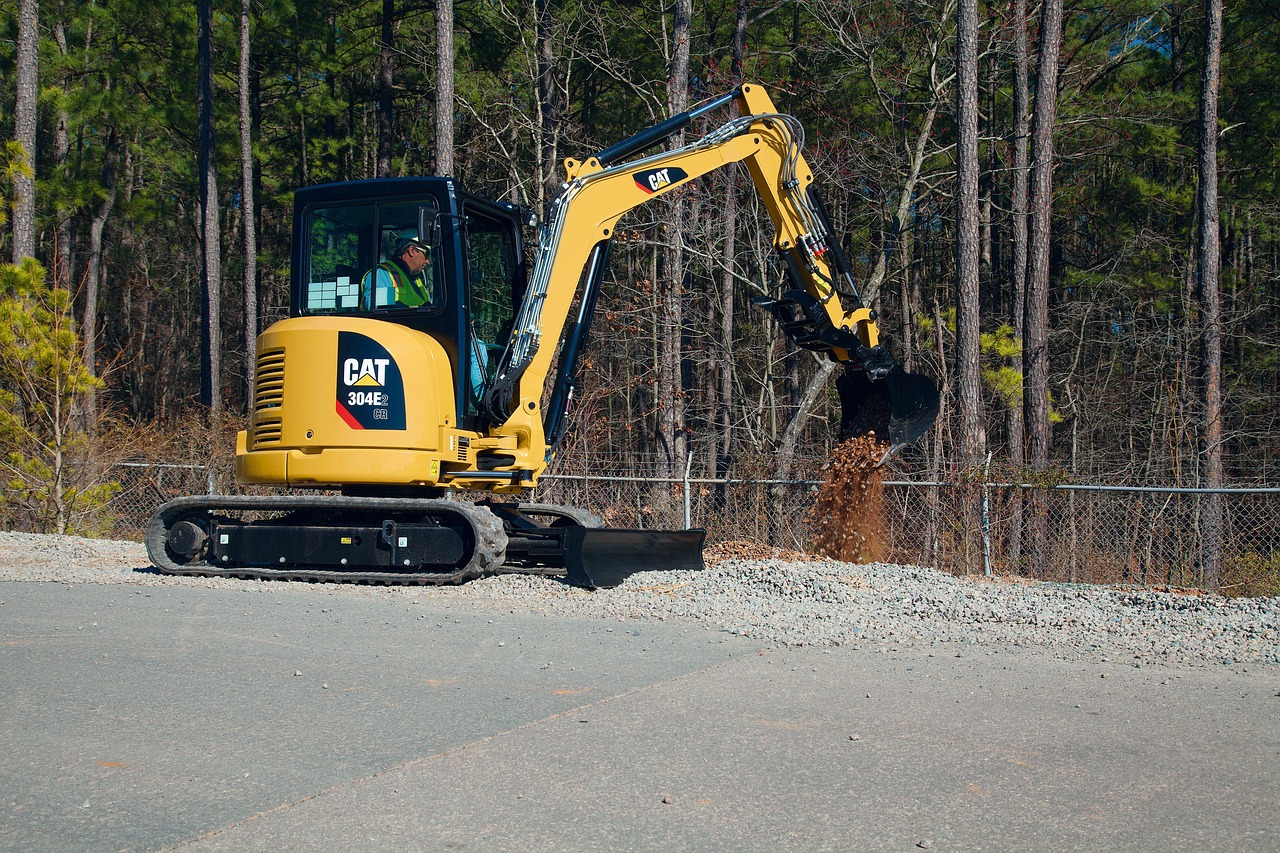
[403,245,430,274]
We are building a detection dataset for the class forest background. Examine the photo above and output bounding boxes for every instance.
[0,0,1276,586]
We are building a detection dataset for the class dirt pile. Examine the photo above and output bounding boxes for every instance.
[808,435,890,563]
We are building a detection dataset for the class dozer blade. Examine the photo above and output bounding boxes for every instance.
[561,527,706,589]
[836,362,940,451]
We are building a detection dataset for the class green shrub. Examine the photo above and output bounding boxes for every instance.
[0,259,118,534]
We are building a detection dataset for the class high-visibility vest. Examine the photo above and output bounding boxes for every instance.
[377,261,432,307]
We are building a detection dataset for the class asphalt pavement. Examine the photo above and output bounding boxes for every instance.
[1,580,1276,852]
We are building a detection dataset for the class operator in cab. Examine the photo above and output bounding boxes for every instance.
[363,235,434,309]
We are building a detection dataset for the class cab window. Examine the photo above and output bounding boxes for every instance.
[302,199,441,314]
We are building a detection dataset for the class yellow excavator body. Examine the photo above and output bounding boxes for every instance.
[235,316,535,492]
[147,82,937,589]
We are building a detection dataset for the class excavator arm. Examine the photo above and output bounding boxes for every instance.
[484,83,938,460]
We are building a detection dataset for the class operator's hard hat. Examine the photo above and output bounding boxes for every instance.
[395,234,430,256]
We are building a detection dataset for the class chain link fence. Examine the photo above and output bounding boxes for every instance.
[93,462,1279,596]
[532,474,1280,595]
[100,463,215,539]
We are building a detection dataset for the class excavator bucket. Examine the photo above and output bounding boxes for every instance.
[562,527,706,589]
[836,363,940,451]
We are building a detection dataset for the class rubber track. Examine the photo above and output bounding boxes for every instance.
[145,495,508,585]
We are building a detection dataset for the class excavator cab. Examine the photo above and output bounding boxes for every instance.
[292,178,527,432]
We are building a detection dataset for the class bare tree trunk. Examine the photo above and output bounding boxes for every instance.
[1197,0,1224,589]
[11,0,38,262]
[198,0,223,413]
[1024,0,1063,574]
[730,0,747,83]
[239,0,258,406]
[53,389,66,534]
[714,0,749,491]
[1024,0,1063,471]
[955,0,984,468]
[53,19,73,292]
[774,360,839,483]
[296,47,309,186]
[536,0,560,207]
[1170,7,1185,93]
[377,0,395,178]
[656,0,692,485]
[324,14,339,179]
[980,60,995,301]
[83,135,119,393]
[716,174,737,476]
[119,137,143,418]
[1007,0,1030,568]
[899,226,916,372]
[954,0,985,571]
[434,0,455,175]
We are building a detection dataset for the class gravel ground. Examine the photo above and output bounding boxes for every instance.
[1,530,1276,668]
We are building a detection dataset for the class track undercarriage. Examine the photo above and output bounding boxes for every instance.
[145,496,705,589]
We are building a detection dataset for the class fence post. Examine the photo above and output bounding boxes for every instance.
[206,465,216,495]
[683,453,694,530]
[1069,486,1078,583]
[928,482,940,568]
[981,452,993,578]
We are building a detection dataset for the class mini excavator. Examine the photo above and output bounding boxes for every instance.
[146,84,939,588]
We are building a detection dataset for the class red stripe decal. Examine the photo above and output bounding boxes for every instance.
[335,399,363,429]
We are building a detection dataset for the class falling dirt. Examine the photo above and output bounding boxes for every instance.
[808,435,890,564]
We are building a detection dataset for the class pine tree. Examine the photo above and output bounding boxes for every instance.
[0,260,115,533]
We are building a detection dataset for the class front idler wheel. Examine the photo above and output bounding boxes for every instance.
[166,516,211,561]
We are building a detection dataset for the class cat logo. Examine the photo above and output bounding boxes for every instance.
[633,166,689,195]
[335,332,406,430]
[343,357,390,387]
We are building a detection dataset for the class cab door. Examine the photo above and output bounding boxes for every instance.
[460,200,525,427]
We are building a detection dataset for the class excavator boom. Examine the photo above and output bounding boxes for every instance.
[486,84,938,458]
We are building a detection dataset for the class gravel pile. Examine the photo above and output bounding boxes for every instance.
[2,530,1276,667]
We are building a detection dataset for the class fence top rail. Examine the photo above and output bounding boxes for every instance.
[110,466,1279,495]
[539,474,1280,494]
[543,473,825,486]
[114,462,210,471]
[1024,484,1280,495]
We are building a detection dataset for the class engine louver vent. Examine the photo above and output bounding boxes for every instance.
[252,348,286,448]
[253,419,283,446]
[254,348,285,412]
